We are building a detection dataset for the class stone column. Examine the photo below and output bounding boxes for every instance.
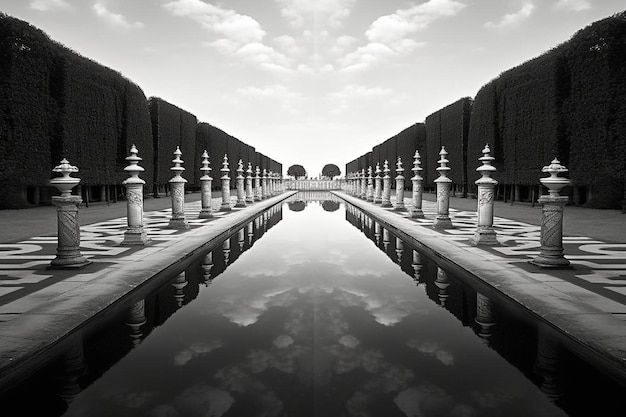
[366,166,374,202]
[475,293,496,341]
[374,163,382,204]
[435,267,450,306]
[168,147,189,229]
[433,146,453,229]
[262,169,268,199]
[531,158,571,269]
[125,300,146,348]
[235,159,246,207]
[199,150,213,219]
[410,150,424,218]
[246,162,254,204]
[394,157,406,211]
[411,250,422,285]
[254,166,262,201]
[48,159,91,269]
[122,145,150,245]
[220,155,232,211]
[381,160,392,207]
[472,144,498,245]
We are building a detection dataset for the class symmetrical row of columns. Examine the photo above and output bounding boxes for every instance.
[47,146,285,269]
[346,145,572,268]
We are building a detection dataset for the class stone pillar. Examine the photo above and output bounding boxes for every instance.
[235,159,246,207]
[366,166,374,202]
[199,150,213,219]
[202,252,214,286]
[381,160,392,207]
[121,145,150,245]
[410,150,424,218]
[246,162,254,204]
[435,267,450,306]
[125,300,146,348]
[48,159,91,269]
[411,250,422,285]
[374,163,382,204]
[394,157,406,211]
[168,147,189,229]
[472,144,498,245]
[262,169,268,199]
[531,158,571,269]
[254,166,262,201]
[220,154,232,211]
[172,272,187,308]
[395,237,403,263]
[433,146,453,229]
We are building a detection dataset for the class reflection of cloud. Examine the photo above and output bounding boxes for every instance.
[339,335,359,348]
[174,339,223,366]
[407,340,455,366]
[149,384,234,417]
[394,385,476,417]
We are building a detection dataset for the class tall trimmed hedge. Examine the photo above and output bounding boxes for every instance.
[148,97,197,187]
[396,123,426,183]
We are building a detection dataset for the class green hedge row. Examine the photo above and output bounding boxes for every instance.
[0,14,281,208]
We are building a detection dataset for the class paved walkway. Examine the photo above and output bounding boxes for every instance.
[0,189,624,384]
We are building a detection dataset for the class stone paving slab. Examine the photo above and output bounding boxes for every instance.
[333,191,626,380]
[0,192,296,385]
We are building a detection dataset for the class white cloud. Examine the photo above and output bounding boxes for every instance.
[485,2,535,29]
[366,0,466,44]
[275,0,357,28]
[235,84,303,114]
[30,0,71,11]
[274,35,300,54]
[553,0,591,11]
[327,84,394,114]
[340,0,463,71]
[93,1,144,30]
[164,0,292,72]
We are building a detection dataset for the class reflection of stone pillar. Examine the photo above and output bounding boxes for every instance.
[395,157,406,211]
[202,252,214,286]
[223,238,231,265]
[168,147,190,229]
[475,293,496,341]
[374,222,381,246]
[383,228,390,253]
[359,169,366,199]
[374,163,382,204]
[262,169,268,199]
[395,237,403,263]
[254,166,262,201]
[411,150,424,218]
[366,166,374,202]
[247,221,254,246]
[411,250,422,284]
[238,228,245,251]
[472,145,498,245]
[122,145,150,245]
[126,300,147,347]
[236,160,246,207]
[220,155,232,211]
[56,339,86,405]
[172,272,187,308]
[199,150,214,219]
[435,267,450,306]
[535,327,565,401]
[49,159,91,269]
[381,160,392,207]
[433,147,453,229]
[531,158,571,269]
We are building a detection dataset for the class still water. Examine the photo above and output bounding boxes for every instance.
[3,192,625,416]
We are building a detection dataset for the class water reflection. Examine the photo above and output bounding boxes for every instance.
[2,193,625,417]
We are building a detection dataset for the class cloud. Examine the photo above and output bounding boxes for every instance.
[30,0,71,11]
[275,0,357,28]
[326,83,394,114]
[366,0,466,44]
[93,1,144,30]
[340,0,462,71]
[164,0,292,71]
[485,2,535,29]
[235,84,303,114]
[553,0,591,11]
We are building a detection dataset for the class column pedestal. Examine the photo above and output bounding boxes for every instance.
[530,196,571,268]
[49,196,91,269]
[122,183,150,244]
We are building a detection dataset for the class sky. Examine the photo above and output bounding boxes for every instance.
[2,0,625,177]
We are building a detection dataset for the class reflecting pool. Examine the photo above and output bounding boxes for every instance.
[2,192,625,417]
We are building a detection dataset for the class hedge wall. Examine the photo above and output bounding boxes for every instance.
[149,97,197,187]
[561,12,626,208]
[396,123,425,182]
[0,15,60,207]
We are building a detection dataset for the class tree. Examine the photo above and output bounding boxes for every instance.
[322,163,341,179]
[287,164,306,179]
